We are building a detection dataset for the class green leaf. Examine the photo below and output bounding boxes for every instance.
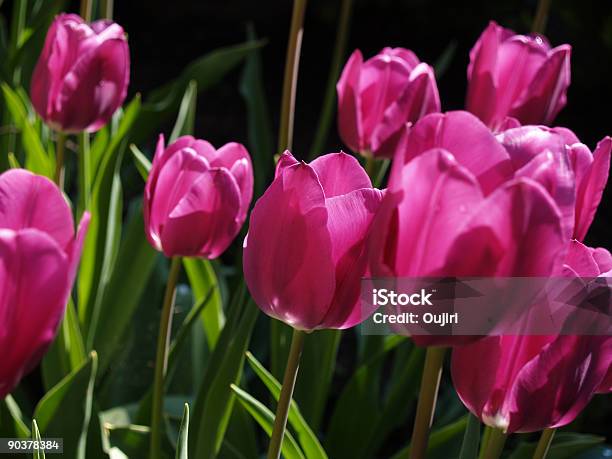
[92,204,159,374]
[1,83,53,176]
[294,329,341,431]
[0,395,30,438]
[246,352,327,459]
[129,143,152,181]
[78,96,140,341]
[508,433,605,459]
[390,415,469,459]
[190,296,258,459]
[34,352,98,459]
[458,414,481,459]
[239,25,273,197]
[7,152,20,168]
[170,80,197,142]
[41,299,87,390]
[176,404,189,459]
[32,420,45,459]
[183,258,225,349]
[231,385,305,459]
[130,41,264,145]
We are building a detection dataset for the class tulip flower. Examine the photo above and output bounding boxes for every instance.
[337,48,440,158]
[451,241,612,433]
[31,13,130,133]
[0,169,89,399]
[144,135,253,259]
[466,21,571,130]
[244,151,383,330]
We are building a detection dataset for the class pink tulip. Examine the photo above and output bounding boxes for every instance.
[466,21,571,130]
[31,13,130,133]
[0,169,89,399]
[144,135,253,259]
[451,241,612,433]
[243,151,383,330]
[496,125,611,241]
[337,48,440,158]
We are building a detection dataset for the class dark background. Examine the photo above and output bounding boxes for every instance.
[107,0,612,249]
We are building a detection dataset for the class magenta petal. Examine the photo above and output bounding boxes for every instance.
[243,164,336,330]
[403,111,512,194]
[275,150,300,178]
[591,247,612,273]
[0,229,70,399]
[510,45,571,126]
[391,148,484,276]
[443,178,565,277]
[160,168,242,259]
[0,169,74,250]
[320,188,384,329]
[563,240,599,277]
[337,50,364,153]
[574,137,611,241]
[310,152,372,197]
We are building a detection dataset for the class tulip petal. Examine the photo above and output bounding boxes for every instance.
[275,150,300,178]
[390,148,484,276]
[510,45,571,126]
[216,142,254,219]
[320,188,384,329]
[0,169,74,250]
[574,137,611,241]
[337,50,364,153]
[0,229,69,399]
[442,178,565,277]
[563,240,600,277]
[402,111,512,194]
[243,163,336,330]
[160,168,242,259]
[310,152,372,197]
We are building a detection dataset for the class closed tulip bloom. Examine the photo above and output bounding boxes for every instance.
[337,48,440,158]
[144,135,253,259]
[466,21,571,130]
[452,241,612,433]
[0,169,89,399]
[31,13,129,133]
[243,152,384,330]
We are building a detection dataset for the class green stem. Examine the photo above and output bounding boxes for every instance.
[54,132,66,188]
[409,346,446,459]
[80,0,93,21]
[278,0,308,152]
[482,428,507,459]
[478,426,493,459]
[532,0,552,34]
[533,428,556,459]
[267,328,306,459]
[150,257,182,459]
[100,0,113,19]
[308,0,353,158]
[78,132,91,217]
[365,156,377,181]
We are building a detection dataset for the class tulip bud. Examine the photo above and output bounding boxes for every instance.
[243,151,384,330]
[337,48,440,159]
[30,13,130,133]
[0,169,89,399]
[466,21,571,130]
[144,135,253,259]
[451,241,612,433]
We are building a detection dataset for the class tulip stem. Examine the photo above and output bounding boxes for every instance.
[365,156,377,180]
[150,256,182,459]
[54,132,66,188]
[409,346,446,459]
[100,0,114,19]
[278,0,308,152]
[267,327,306,459]
[533,428,556,459]
[532,0,552,34]
[308,0,353,159]
[80,0,93,21]
[482,428,507,459]
[78,132,91,217]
